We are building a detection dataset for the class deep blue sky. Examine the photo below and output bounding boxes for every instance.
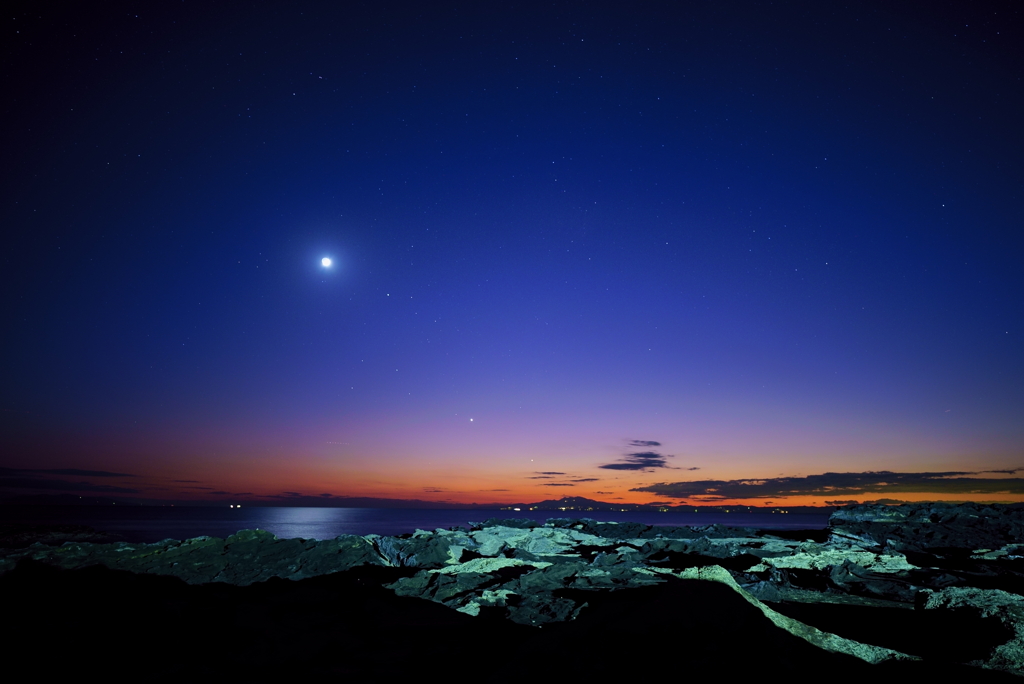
[2,1,1022,506]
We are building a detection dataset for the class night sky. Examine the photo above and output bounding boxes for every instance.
[3,1,1023,507]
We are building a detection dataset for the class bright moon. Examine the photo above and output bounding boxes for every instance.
[321,257,332,267]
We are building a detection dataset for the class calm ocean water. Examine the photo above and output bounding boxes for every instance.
[0,506,831,543]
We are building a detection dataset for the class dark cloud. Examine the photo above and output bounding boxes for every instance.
[825,498,913,505]
[320,493,333,498]
[0,476,140,494]
[567,478,599,483]
[600,451,674,471]
[173,479,201,483]
[633,470,1024,500]
[629,440,661,447]
[595,491,614,494]
[527,476,554,479]
[185,486,214,490]
[43,468,135,478]
[0,467,135,478]
[864,498,925,505]
[684,467,700,471]
[542,483,575,487]
[537,472,566,475]
[482,488,510,492]
[422,487,446,493]
[211,491,230,495]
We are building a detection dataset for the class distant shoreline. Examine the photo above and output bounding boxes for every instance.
[0,493,836,514]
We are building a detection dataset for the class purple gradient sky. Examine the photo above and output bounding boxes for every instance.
[2,1,1022,506]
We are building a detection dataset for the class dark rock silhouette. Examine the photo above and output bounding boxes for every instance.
[3,503,1024,679]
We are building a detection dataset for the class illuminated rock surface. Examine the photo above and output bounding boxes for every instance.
[2,504,1023,680]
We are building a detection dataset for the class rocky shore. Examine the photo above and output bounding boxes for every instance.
[3,503,1022,680]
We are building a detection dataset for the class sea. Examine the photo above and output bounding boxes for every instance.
[0,505,831,543]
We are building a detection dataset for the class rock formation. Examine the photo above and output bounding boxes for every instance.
[3,503,1024,678]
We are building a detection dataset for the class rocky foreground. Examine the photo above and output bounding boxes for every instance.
[3,503,1023,681]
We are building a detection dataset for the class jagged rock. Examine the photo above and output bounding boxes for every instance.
[507,592,583,625]
[472,517,538,529]
[830,502,1024,553]
[467,524,613,557]
[663,564,920,665]
[0,529,383,584]
[828,558,919,603]
[5,557,1010,682]
[4,505,1024,677]
[368,527,476,567]
[747,579,785,602]
[924,586,1024,676]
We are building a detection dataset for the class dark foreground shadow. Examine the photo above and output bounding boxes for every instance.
[1,559,1016,682]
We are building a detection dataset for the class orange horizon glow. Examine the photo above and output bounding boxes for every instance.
[6,424,1023,508]
[80,467,1024,508]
